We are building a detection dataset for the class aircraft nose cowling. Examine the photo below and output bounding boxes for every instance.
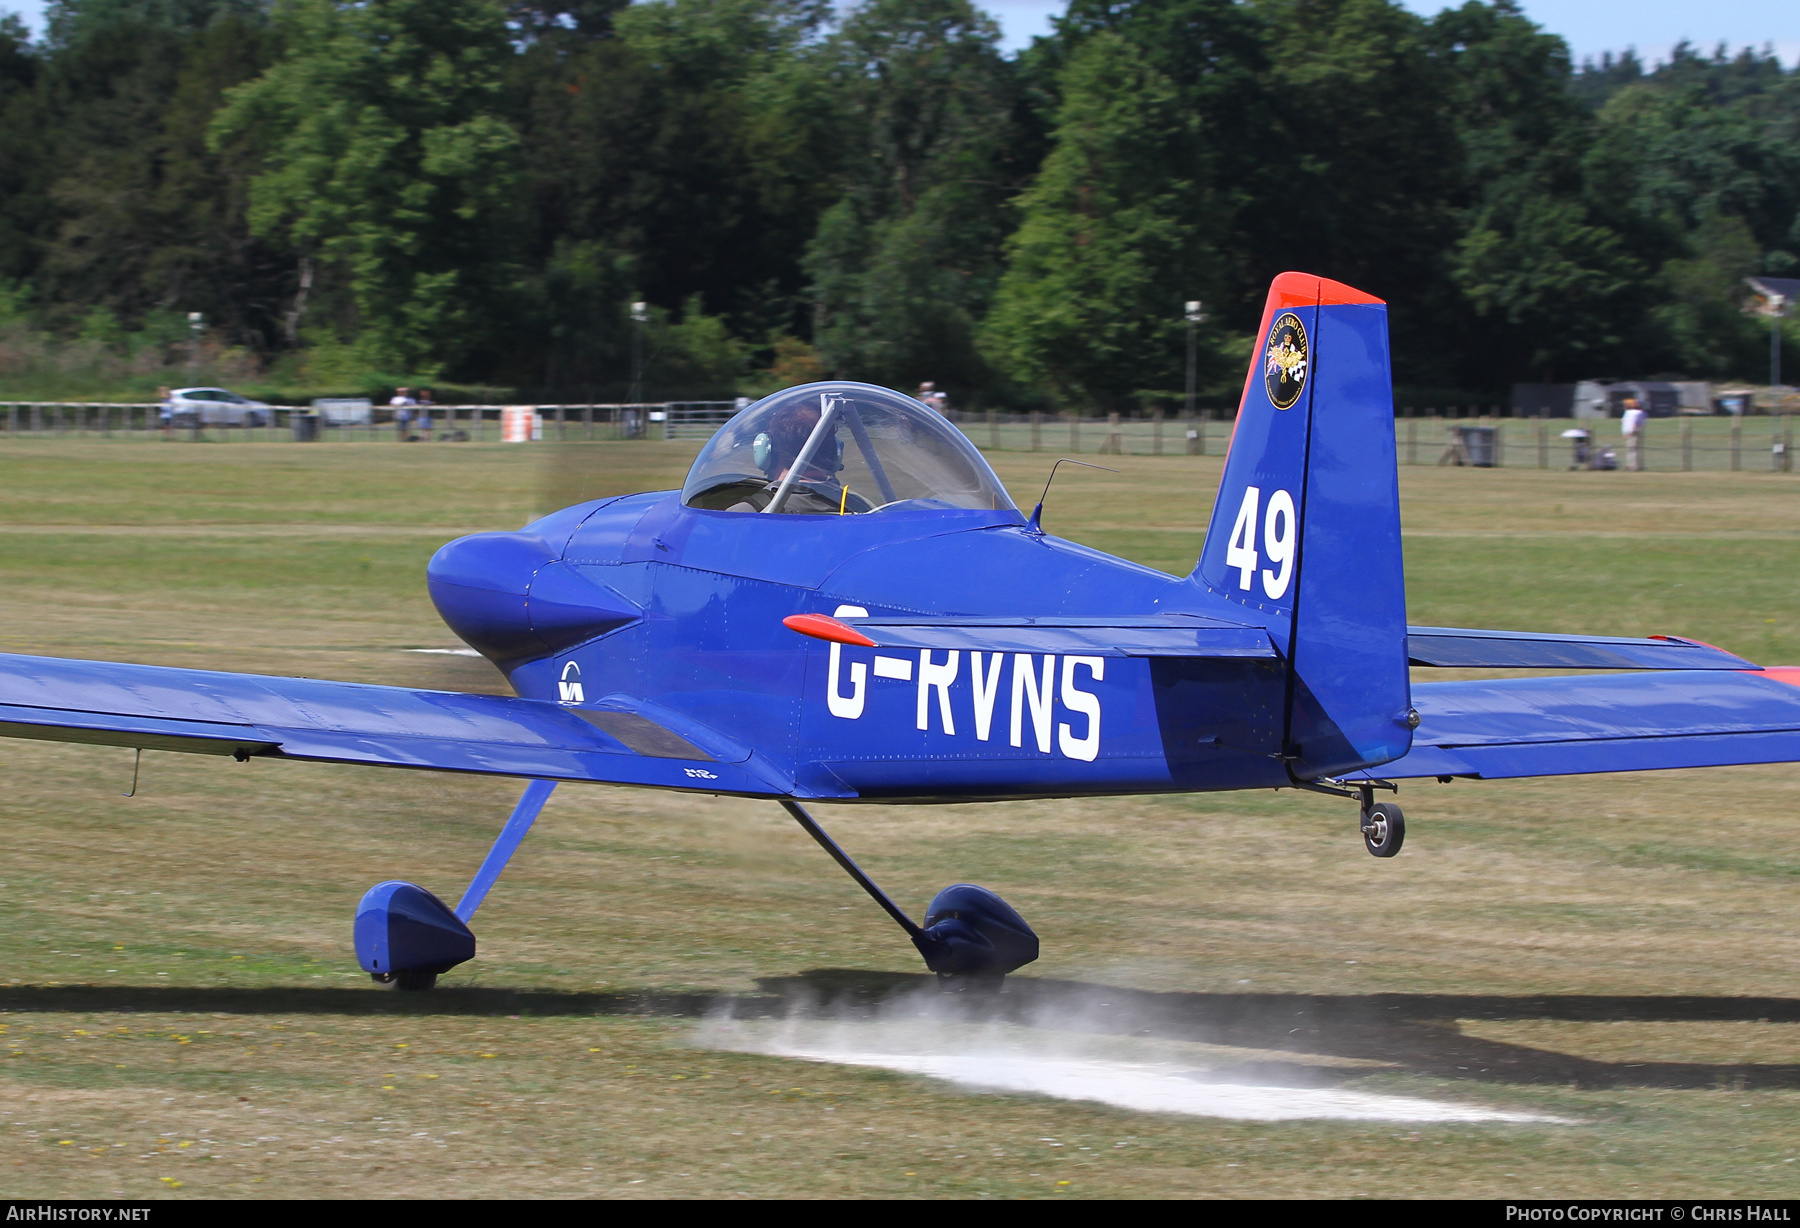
[428,532,640,662]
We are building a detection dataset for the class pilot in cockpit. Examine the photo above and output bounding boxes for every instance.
[721,396,873,514]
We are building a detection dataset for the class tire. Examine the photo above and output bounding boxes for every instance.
[392,969,439,992]
[1363,801,1405,858]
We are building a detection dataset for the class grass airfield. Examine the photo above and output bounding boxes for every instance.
[0,437,1798,1198]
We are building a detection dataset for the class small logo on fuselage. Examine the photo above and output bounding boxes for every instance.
[558,661,585,704]
[1264,312,1308,410]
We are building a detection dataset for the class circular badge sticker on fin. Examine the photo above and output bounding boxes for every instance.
[1264,312,1309,410]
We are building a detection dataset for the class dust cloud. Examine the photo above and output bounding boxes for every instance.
[695,976,1567,1124]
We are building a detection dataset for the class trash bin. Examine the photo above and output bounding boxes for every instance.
[1454,425,1496,467]
[291,412,320,442]
[1442,424,1496,467]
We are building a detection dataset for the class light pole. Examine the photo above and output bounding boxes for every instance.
[186,312,204,441]
[629,301,648,406]
[187,311,204,379]
[1183,300,1206,418]
[1770,292,1787,389]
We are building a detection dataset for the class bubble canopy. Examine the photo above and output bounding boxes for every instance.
[680,382,1016,516]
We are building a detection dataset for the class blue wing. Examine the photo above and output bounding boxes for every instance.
[1370,670,1800,780]
[0,652,790,796]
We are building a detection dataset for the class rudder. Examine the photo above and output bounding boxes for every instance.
[1194,272,1410,778]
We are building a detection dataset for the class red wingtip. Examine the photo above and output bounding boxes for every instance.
[782,613,876,648]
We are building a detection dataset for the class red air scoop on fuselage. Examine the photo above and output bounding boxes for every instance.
[782,613,877,648]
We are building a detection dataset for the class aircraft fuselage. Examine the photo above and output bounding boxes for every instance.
[428,491,1295,802]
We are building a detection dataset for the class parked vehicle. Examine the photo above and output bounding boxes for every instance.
[169,387,272,427]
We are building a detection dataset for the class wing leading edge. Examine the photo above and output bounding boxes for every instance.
[0,652,790,796]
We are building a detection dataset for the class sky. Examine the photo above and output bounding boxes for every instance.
[4,0,1796,65]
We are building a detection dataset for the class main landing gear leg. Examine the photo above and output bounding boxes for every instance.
[353,778,559,992]
[780,800,1039,988]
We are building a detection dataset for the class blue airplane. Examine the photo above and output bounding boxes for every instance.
[5,271,1799,990]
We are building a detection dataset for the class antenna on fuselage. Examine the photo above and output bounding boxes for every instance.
[1028,457,1117,534]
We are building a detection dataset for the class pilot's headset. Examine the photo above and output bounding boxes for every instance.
[752,394,845,479]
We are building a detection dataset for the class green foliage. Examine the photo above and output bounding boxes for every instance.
[532,240,633,390]
[1453,195,1646,378]
[0,13,47,284]
[0,311,264,402]
[1652,215,1767,378]
[802,0,1021,390]
[511,0,835,355]
[980,32,1199,409]
[1257,0,1463,311]
[1572,43,1800,379]
[43,0,266,48]
[1427,2,1627,383]
[0,0,1796,402]
[76,304,127,351]
[645,294,749,394]
[211,0,524,375]
[1588,78,1786,241]
[4,4,278,345]
[0,278,32,327]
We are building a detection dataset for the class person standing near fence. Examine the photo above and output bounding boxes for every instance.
[157,386,173,438]
[416,389,434,439]
[1621,397,1646,471]
[390,387,416,440]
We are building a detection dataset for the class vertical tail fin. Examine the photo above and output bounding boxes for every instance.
[1194,272,1410,777]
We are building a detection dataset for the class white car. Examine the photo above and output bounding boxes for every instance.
[169,387,273,427]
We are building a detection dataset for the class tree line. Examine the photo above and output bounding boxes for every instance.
[0,0,1795,406]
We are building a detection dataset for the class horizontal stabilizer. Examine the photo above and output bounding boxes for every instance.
[1407,627,1756,671]
[840,615,1276,659]
[1363,669,1800,781]
[0,652,790,796]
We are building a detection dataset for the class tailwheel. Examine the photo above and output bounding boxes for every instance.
[1361,801,1405,858]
